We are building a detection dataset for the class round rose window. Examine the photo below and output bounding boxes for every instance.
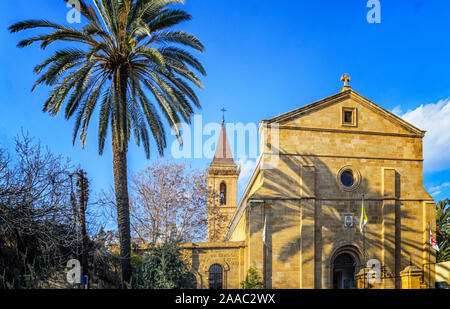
[340,170,355,187]
[337,166,361,191]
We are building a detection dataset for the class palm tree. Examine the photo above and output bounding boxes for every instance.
[9,0,205,284]
[436,199,450,262]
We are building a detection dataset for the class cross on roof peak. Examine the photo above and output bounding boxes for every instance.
[340,73,351,92]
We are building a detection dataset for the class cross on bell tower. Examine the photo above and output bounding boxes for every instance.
[340,73,351,92]
[221,107,227,124]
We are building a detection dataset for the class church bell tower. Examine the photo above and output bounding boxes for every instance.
[207,116,240,242]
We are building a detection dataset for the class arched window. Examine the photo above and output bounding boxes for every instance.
[209,264,223,289]
[219,182,227,205]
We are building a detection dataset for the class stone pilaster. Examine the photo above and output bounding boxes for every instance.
[422,201,437,289]
[248,201,265,279]
[381,168,398,288]
[300,165,315,288]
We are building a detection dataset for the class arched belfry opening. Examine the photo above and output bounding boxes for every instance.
[219,182,227,205]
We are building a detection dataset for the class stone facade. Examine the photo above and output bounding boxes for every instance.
[184,84,436,289]
[181,242,245,289]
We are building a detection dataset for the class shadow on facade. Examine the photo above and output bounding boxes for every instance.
[249,145,432,289]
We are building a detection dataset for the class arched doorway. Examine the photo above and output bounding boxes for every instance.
[332,253,356,289]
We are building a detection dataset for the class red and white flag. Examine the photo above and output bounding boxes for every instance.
[429,228,440,252]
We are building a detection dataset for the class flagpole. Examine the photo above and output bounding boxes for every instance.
[363,227,366,289]
[363,198,366,263]
[263,203,267,289]
[428,222,431,289]
[362,194,366,289]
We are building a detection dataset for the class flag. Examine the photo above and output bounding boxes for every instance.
[429,227,440,252]
[359,198,368,233]
[262,213,267,246]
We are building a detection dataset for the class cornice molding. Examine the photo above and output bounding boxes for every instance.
[278,125,424,138]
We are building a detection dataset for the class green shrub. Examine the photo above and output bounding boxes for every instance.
[129,241,195,289]
[240,266,264,289]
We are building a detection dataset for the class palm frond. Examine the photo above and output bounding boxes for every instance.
[152,30,204,52]
[10,0,204,157]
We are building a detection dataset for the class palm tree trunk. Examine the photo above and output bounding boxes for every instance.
[111,68,132,288]
[77,170,89,281]
[112,128,132,285]
[112,68,132,285]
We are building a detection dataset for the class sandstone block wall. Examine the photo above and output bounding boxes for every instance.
[181,242,245,289]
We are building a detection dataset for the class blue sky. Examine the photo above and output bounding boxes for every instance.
[1,0,450,217]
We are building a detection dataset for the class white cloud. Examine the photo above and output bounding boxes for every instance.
[391,105,403,116]
[427,182,450,197]
[237,156,257,191]
[398,98,450,172]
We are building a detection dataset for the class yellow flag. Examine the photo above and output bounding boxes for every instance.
[360,199,368,233]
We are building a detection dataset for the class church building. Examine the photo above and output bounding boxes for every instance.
[181,76,436,289]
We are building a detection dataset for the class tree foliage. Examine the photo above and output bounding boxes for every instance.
[9,0,205,156]
[0,133,78,288]
[99,160,218,244]
[131,161,208,243]
[128,240,194,289]
[10,0,206,284]
[436,199,450,263]
[240,266,264,289]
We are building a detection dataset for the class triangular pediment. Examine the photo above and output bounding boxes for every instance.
[262,90,425,136]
